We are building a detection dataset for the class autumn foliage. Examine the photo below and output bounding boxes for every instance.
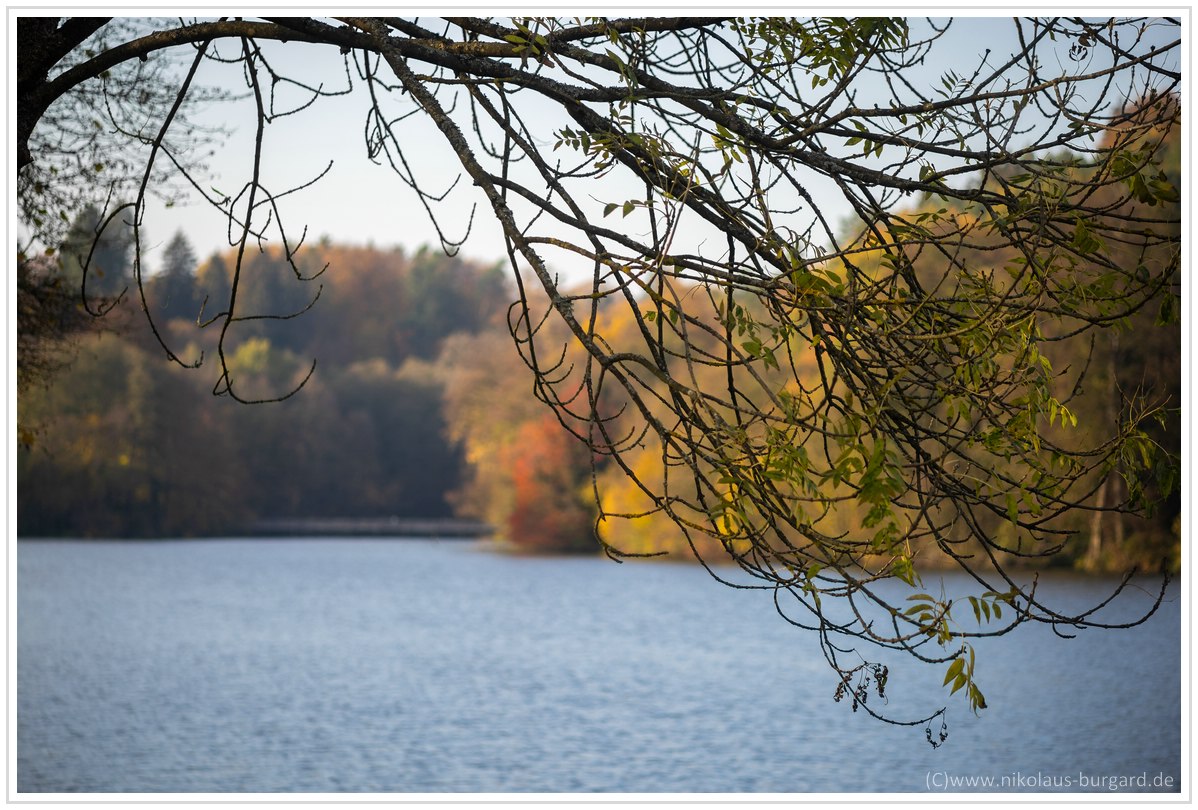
[21,102,1181,569]
[506,413,596,553]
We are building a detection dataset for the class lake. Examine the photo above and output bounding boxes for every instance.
[16,538,1182,794]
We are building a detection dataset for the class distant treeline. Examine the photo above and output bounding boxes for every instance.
[19,191,1180,572]
[19,234,510,539]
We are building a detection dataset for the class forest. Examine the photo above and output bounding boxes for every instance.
[19,115,1180,575]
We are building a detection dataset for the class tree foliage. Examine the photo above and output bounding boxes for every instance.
[16,16,1181,739]
[18,244,508,536]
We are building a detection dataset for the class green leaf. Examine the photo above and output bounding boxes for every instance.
[890,556,916,586]
[943,657,965,685]
[1157,293,1179,325]
[1071,218,1103,254]
[1150,177,1180,203]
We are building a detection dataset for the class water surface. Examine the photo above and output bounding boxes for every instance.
[17,539,1181,793]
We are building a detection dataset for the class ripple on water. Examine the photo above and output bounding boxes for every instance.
[17,539,1181,793]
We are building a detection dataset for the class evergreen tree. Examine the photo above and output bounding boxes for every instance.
[153,230,200,322]
[196,252,233,323]
[59,204,133,300]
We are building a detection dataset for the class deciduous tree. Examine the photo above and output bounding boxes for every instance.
[16,15,1181,739]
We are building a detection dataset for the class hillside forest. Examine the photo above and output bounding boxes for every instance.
[18,127,1180,575]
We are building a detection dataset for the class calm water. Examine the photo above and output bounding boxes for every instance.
[17,539,1182,794]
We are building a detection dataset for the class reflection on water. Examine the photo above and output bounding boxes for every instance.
[17,539,1181,793]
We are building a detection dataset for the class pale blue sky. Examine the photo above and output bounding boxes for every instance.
[131,15,1182,283]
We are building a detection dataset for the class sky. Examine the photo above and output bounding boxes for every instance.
[135,17,962,274]
[124,14,1182,286]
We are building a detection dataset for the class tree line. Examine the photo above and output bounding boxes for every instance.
[19,164,1178,573]
[19,224,510,537]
